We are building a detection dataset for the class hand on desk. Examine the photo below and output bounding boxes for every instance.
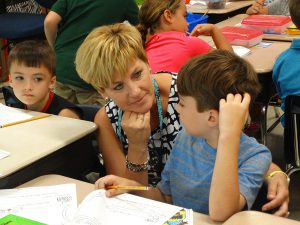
[263,173,289,217]
[246,0,267,15]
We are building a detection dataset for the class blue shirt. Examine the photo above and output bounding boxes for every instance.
[273,39,300,126]
[157,129,271,214]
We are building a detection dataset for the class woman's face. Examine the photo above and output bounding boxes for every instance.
[102,59,155,113]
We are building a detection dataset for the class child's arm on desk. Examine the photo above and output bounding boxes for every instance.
[246,0,268,15]
[190,24,233,53]
[95,175,172,204]
[209,93,250,222]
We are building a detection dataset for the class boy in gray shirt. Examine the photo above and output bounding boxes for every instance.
[246,0,289,16]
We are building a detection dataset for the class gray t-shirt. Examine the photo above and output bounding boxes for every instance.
[268,0,289,16]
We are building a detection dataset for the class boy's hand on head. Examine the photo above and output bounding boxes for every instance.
[95,175,141,197]
[219,93,251,136]
[121,111,151,148]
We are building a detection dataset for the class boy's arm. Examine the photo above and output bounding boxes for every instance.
[95,175,172,204]
[44,11,62,48]
[209,93,250,222]
[246,0,268,15]
[58,108,80,119]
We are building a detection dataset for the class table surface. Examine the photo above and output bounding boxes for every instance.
[187,1,254,14]
[0,112,97,179]
[199,14,291,73]
[19,174,300,225]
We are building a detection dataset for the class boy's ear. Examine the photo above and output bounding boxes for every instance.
[207,109,219,127]
[49,76,56,90]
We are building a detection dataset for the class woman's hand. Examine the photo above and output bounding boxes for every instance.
[121,111,151,150]
[263,173,290,217]
[95,175,141,197]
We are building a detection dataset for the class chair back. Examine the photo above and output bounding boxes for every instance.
[284,95,300,170]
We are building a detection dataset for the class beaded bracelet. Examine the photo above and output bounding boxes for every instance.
[268,171,290,183]
[125,155,149,172]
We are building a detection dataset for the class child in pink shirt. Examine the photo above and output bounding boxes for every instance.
[137,0,232,73]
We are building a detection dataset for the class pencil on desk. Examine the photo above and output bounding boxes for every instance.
[106,185,154,191]
[0,114,51,128]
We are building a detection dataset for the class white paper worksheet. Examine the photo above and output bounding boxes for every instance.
[0,184,77,225]
[68,189,193,225]
[0,103,33,127]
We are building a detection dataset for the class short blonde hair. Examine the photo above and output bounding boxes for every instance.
[75,23,148,91]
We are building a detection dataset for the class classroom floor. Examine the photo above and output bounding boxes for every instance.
[0,86,299,221]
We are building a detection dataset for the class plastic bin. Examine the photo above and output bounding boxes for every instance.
[241,15,292,34]
[186,12,209,33]
[220,26,263,47]
[205,0,226,9]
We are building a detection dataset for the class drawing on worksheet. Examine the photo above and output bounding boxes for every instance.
[69,189,193,225]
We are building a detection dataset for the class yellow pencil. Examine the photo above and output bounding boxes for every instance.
[1,114,51,128]
[106,185,154,191]
[201,9,209,20]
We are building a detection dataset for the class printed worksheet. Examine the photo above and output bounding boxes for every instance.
[0,184,77,225]
[0,103,33,127]
[68,190,193,225]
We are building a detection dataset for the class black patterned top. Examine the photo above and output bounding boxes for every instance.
[105,73,181,186]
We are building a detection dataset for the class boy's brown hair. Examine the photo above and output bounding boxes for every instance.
[177,50,261,112]
[8,40,56,76]
[289,0,300,29]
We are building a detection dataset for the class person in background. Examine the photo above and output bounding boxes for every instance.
[75,23,289,217]
[6,40,82,118]
[44,0,139,105]
[137,0,232,73]
[272,0,300,126]
[95,50,272,221]
[246,0,289,16]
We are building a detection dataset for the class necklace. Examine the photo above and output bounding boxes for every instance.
[117,78,164,146]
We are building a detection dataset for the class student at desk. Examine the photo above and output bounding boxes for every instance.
[137,0,232,73]
[96,50,272,221]
[75,23,289,217]
[246,0,289,16]
[5,40,82,118]
[272,0,300,126]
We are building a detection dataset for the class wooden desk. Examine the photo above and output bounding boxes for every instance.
[200,14,291,73]
[0,113,98,188]
[19,175,300,225]
[187,1,254,23]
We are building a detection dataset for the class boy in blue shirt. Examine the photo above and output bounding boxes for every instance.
[272,0,300,126]
[95,50,272,221]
